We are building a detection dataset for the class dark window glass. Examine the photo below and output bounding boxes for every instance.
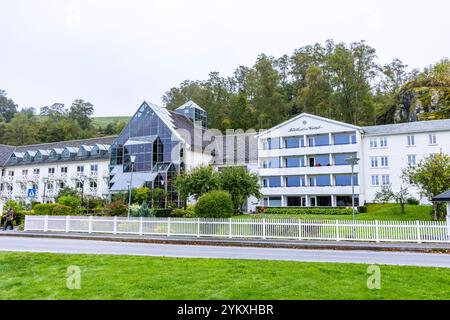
[317,196,332,207]
[286,176,305,187]
[316,175,331,186]
[335,174,358,186]
[287,196,302,207]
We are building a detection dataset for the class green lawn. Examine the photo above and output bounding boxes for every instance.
[0,252,449,300]
[236,204,435,221]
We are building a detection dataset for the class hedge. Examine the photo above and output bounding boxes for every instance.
[256,206,353,215]
[195,191,234,218]
[33,203,75,216]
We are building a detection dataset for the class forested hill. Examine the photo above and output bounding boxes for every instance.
[1,40,448,146]
[163,40,449,132]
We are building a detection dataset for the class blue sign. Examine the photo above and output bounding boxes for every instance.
[27,188,37,198]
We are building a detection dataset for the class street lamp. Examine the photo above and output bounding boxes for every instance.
[127,155,136,219]
[346,155,360,239]
[42,177,48,204]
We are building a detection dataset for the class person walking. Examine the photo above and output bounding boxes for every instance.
[3,208,14,231]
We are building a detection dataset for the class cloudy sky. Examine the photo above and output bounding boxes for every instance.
[0,0,449,116]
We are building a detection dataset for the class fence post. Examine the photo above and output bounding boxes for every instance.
[416,220,422,244]
[113,216,117,235]
[298,220,302,240]
[167,217,171,237]
[139,217,143,236]
[24,215,28,231]
[44,215,48,232]
[262,218,266,240]
[229,218,232,239]
[197,218,200,238]
[88,216,93,234]
[335,220,340,242]
[65,216,70,233]
[375,220,379,243]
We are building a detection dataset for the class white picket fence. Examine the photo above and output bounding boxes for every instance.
[24,215,450,244]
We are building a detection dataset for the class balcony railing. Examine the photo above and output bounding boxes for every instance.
[0,176,14,183]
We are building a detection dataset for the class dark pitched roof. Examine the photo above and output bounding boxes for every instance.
[0,144,15,166]
[432,190,450,202]
[2,136,117,167]
[363,119,450,135]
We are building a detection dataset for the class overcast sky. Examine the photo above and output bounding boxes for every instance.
[0,0,449,116]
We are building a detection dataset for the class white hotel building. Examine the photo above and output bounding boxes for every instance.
[256,113,450,208]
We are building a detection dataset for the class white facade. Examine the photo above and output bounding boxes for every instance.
[0,137,115,205]
[362,128,450,204]
[0,160,110,203]
[256,114,363,207]
[256,113,450,207]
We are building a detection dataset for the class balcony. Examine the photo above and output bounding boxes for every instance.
[87,171,98,180]
[259,165,359,176]
[0,190,13,199]
[259,143,358,158]
[260,185,360,196]
[0,176,14,183]
[55,173,68,181]
[84,188,98,196]
[71,172,87,181]
[25,175,39,183]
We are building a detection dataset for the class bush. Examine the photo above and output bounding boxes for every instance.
[105,199,128,216]
[33,203,57,215]
[85,196,105,210]
[56,187,79,200]
[57,195,81,209]
[357,205,368,213]
[32,203,75,216]
[255,206,353,215]
[171,206,196,218]
[194,191,234,218]
[154,208,173,217]
[406,197,420,205]
[51,204,75,216]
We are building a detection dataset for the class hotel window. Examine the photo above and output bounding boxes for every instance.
[380,156,389,167]
[263,177,281,188]
[262,158,280,168]
[22,169,28,176]
[407,135,415,146]
[285,156,304,168]
[33,169,40,175]
[284,136,303,149]
[264,138,280,150]
[90,181,97,189]
[48,168,55,174]
[334,153,356,165]
[381,175,390,185]
[77,165,84,172]
[8,170,14,176]
[61,167,68,173]
[310,175,331,187]
[371,175,379,186]
[266,197,282,207]
[308,155,330,167]
[370,157,378,168]
[380,137,388,147]
[308,134,329,147]
[370,138,377,148]
[286,196,302,207]
[76,181,83,189]
[335,174,358,186]
[91,164,98,172]
[407,155,416,166]
[334,132,357,145]
[428,134,437,145]
[285,176,305,187]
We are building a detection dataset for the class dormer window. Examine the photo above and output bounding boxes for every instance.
[78,148,87,157]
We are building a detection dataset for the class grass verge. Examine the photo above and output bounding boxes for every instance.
[0,252,449,300]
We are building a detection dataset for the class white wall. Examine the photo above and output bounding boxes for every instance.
[362,130,450,204]
[0,159,110,204]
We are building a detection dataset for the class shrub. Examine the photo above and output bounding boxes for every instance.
[357,205,368,213]
[57,195,81,209]
[154,208,173,217]
[171,206,196,218]
[105,199,128,216]
[194,191,234,218]
[406,197,420,205]
[33,203,57,215]
[85,196,105,210]
[136,202,155,217]
[255,206,353,215]
[3,199,22,214]
[132,187,150,205]
[56,187,79,200]
[51,204,75,216]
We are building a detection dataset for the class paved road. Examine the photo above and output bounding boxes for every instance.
[1,236,449,268]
